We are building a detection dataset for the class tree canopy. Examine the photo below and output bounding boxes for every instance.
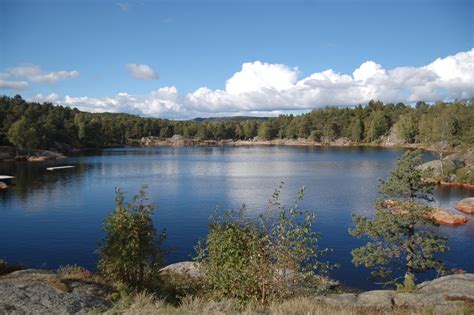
[1,95,472,151]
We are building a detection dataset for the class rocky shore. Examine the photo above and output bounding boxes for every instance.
[0,146,66,162]
[1,262,473,314]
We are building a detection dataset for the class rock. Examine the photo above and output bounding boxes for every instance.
[382,127,405,146]
[0,182,7,190]
[356,290,394,310]
[0,269,112,314]
[417,273,474,297]
[159,261,202,278]
[324,274,474,312]
[27,150,66,161]
[454,198,474,215]
[423,208,468,225]
[384,200,468,226]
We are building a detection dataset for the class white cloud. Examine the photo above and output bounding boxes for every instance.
[8,64,79,84]
[115,2,129,12]
[0,77,30,90]
[125,64,158,80]
[31,49,474,119]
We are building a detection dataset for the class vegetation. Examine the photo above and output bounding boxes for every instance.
[0,95,472,151]
[104,293,474,315]
[195,183,331,305]
[0,259,24,276]
[350,151,449,290]
[97,186,166,288]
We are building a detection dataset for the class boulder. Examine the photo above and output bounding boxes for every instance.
[454,198,474,215]
[159,261,202,278]
[0,182,7,190]
[0,269,112,314]
[384,200,468,225]
[320,274,474,312]
[423,209,468,225]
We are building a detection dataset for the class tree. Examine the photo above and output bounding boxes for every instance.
[365,110,390,142]
[258,121,275,140]
[349,116,364,142]
[394,113,418,143]
[7,117,39,155]
[98,186,166,287]
[350,151,449,290]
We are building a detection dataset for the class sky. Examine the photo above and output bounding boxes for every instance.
[0,0,473,119]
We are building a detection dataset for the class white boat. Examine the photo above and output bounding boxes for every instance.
[46,166,75,171]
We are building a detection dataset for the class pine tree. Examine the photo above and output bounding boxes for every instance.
[350,151,449,289]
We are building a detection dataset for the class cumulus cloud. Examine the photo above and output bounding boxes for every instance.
[31,49,474,119]
[125,64,158,80]
[7,64,79,84]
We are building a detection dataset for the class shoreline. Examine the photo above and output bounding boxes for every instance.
[138,137,458,154]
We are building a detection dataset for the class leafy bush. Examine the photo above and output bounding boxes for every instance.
[195,183,331,304]
[97,186,166,288]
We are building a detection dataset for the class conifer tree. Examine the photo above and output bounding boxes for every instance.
[350,151,449,289]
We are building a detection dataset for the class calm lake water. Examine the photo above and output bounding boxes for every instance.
[0,146,473,290]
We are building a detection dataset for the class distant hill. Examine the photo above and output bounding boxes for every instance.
[192,116,270,123]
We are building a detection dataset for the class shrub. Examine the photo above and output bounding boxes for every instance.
[0,259,24,276]
[97,186,166,288]
[196,183,331,304]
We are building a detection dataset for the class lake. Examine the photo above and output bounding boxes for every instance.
[0,146,472,290]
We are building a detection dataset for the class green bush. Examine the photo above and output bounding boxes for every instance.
[97,186,166,288]
[195,183,331,305]
[455,167,474,184]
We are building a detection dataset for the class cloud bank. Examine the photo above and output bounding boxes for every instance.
[33,49,474,119]
[125,64,158,80]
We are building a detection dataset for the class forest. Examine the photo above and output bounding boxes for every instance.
[0,95,473,151]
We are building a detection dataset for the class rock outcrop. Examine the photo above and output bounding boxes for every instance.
[316,273,474,312]
[455,198,474,214]
[423,208,468,225]
[418,149,474,185]
[384,200,468,226]
[0,146,66,162]
[0,269,112,314]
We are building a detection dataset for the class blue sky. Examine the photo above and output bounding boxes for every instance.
[0,0,473,118]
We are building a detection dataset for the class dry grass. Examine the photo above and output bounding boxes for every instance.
[103,293,474,315]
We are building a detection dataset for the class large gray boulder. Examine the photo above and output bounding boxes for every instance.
[0,269,112,314]
[316,274,474,313]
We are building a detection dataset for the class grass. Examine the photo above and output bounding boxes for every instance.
[103,293,474,315]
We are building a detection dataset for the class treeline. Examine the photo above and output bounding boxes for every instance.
[0,95,472,151]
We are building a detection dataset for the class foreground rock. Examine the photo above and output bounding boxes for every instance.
[0,269,112,314]
[0,182,7,190]
[455,198,474,215]
[316,273,474,313]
